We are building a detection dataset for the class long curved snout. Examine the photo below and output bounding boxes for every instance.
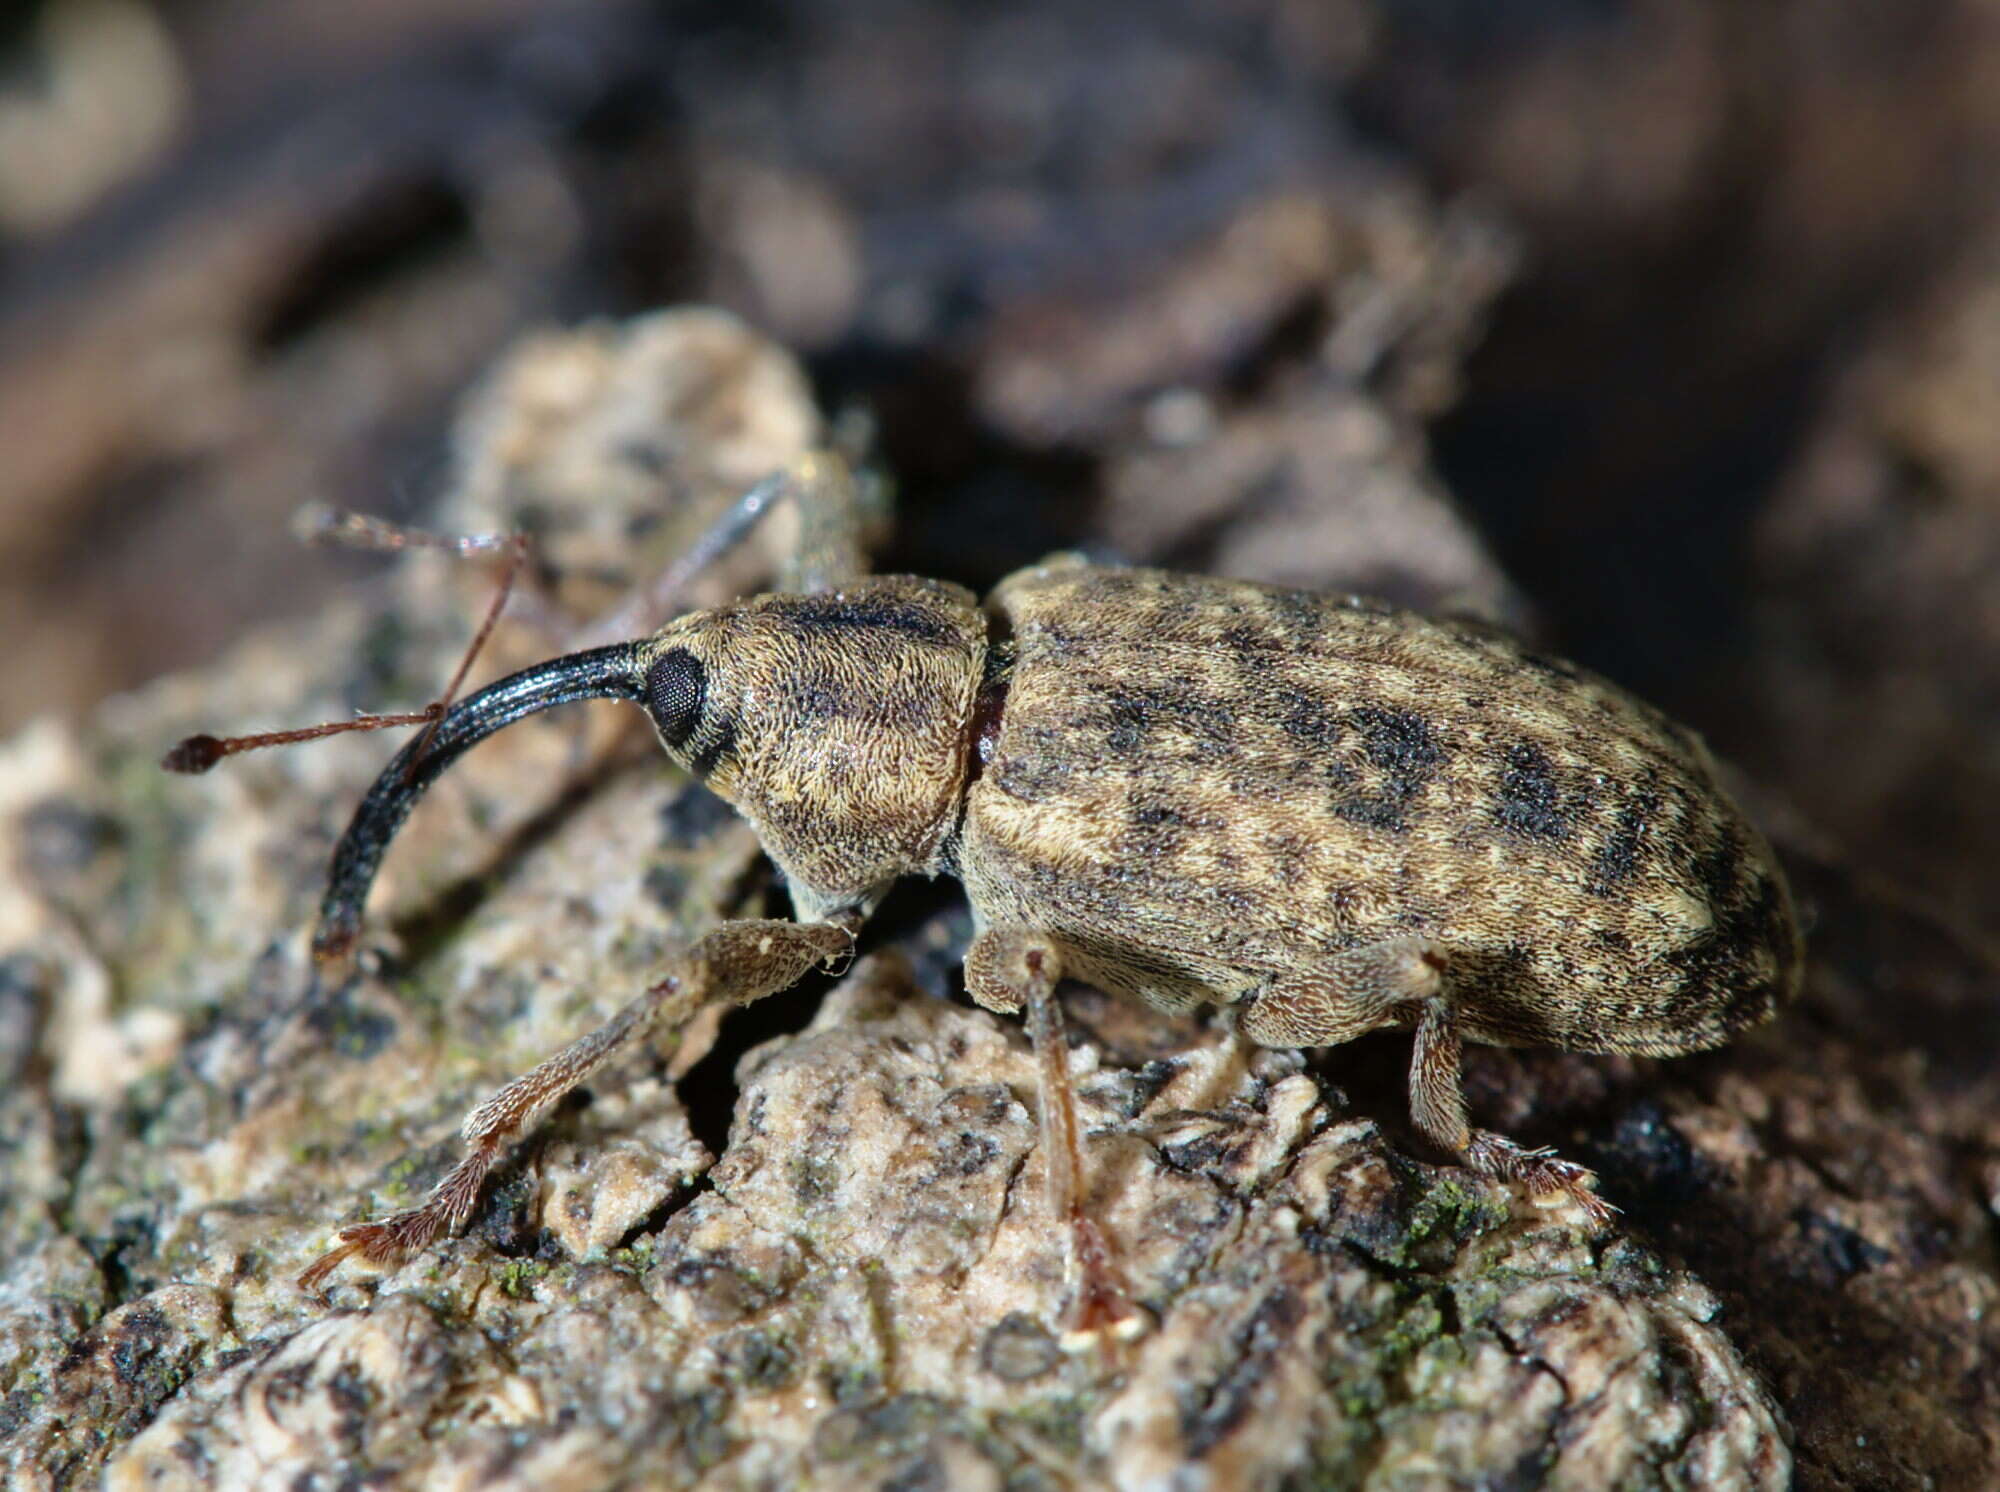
[313,642,647,962]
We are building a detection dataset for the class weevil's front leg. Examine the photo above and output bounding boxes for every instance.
[777,449,871,595]
[583,449,875,651]
[965,928,1142,1346]
[298,917,854,1291]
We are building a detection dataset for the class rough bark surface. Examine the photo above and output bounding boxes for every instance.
[5,4,2000,1490]
[2,312,1799,1490]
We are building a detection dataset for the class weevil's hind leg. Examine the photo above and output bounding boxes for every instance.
[1239,938,1614,1227]
[1408,996,1618,1227]
[965,928,1143,1347]
[298,916,855,1292]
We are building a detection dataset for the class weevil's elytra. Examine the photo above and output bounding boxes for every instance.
[168,455,1801,1333]
[964,562,1799,1060]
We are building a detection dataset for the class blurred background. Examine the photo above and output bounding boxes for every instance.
[3,0,1999,935]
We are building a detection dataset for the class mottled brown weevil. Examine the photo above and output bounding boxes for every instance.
[165,452,1802,1337]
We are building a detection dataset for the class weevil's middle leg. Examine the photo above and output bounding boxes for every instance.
[298,916,854,1292]
[965,928,1142,1346]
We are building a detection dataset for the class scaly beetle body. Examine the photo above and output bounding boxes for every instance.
[175,465,1801,1335]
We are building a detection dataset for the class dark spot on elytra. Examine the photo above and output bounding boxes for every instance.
[1220,621,1275,658]
[1664,869,1789,1039]
[1494,742,1571,841]
[1278,689,1341,748]
[784,593,959,647]
[1103,696,1150,755]
[1588,780,1662,895]
[1125,798,1191,857]
[1330,707,1443,832]
[990,719,1077,801]
[1267,588,1330,644]
[1097,686,1236,759]
[1699,829,1747,909]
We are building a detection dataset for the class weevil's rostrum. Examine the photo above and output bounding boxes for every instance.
[172,457,1801,1329]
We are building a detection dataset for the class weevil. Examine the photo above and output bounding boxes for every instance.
[166,452,1801,1335]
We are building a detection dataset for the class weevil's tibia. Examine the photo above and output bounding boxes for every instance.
[311,641,649,963]
[1241,938,1616,1224]
[1409,996,1619,1226]
[299,916,855,1293]
[966,928,1146,1347]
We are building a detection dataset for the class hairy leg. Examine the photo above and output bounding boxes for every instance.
[965,928,1142,1345]
[1240,937,1614,1225]
[298,917,854,1291]
[1407,997,1616,1226]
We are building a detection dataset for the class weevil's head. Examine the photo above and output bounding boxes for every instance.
[637,575,987,923]
[308,574,987,963]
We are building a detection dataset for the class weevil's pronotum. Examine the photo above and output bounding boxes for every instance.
[167,453,1802,1335]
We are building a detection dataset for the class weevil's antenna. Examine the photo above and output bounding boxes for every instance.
[161,508,533,778]
[311,641,647,964]
[293,511,534,770]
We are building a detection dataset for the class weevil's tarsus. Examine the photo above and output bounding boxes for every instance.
[312,641,648,963]
[299,917,854,1292]
[1242,936,1616,1225]
[967,928,1144,1345]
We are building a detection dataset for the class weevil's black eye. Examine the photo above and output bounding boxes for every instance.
[645,648,706,752]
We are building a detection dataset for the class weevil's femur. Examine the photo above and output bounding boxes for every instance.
[313,642,646,962]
